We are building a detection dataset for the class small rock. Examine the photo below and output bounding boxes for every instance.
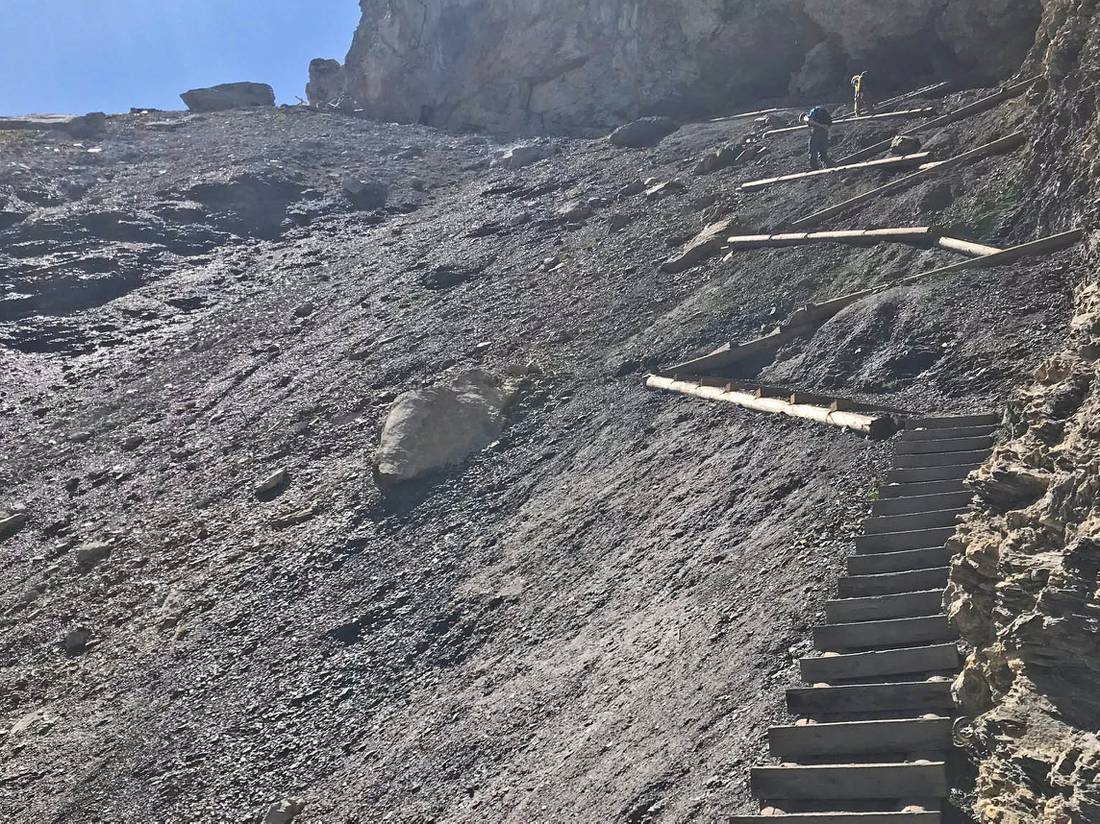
[608,116,680,148]
[69,431,93,444]
[293,300,316,318]
[555,200,592,222]
[615,179,646,199]
[264,798,305,824]
[62,628,92,654]
[0,512,27,540]
[692,145,741,176]
[341,176,389,210]
[645,179,686,200]
[256,468,289,497]
[121,434,146,452]
[491,139,555,170]
[542,255,562,272]
[76,541,112,567]
[661,218,737,273]
[608,213,632,234]
[891,134,922,156]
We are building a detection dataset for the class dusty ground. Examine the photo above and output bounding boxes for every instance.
[0,90,1085,823]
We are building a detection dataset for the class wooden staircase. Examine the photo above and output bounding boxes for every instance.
[731,413,1000,823]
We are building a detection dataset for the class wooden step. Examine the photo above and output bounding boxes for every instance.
[872,491,973,516]
[826,590,945,624]
[894,435,993,455]
[848,547,951,576]
[730,813,941,824]
[751,762,948,800]
[877,479,966,499]
[905,413,1000,429]
[838,568,949,598]
[855,527,955,554]
[895,449,991,469]
[862,509,965,535]
[898,425,995,442]
[769,716,954,758]
[740,154,931,190]
[885,465,980,484]
[801,644,959,683]
[814,616,957,652]
[787,680,954,716]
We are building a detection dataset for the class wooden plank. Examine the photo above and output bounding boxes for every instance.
[826,590,946,623]
[855,526,957,553]
[740,154,931,191]
[838,75,1041,165]
[730,813,941,824]
[724,227,933,250]
[788,680,954,715]
[898,425,997,441]
[895,435,993,455]
[751,762,948,800]
[885,465,980,484]
[878,479,967,499]
[895,449,991,469]
[763,108,938,136]
[769,717,953,758]
[814,616,957,652]
[905,413,1001,429]
[875,80,954,111]
[872,490,975,516]
[936,236,1002,256]
[706,106,792,124]
[800,644,959,683]
[848,547,953,576]
[790,132,1026,229]
[838,568,950,598]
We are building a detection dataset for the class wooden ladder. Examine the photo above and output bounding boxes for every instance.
[731,413,1000,823]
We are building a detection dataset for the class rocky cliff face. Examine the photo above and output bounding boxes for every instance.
[946,8,1100,822]
[336,0,1040,133]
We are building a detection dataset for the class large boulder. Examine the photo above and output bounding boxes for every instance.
[180,82,276,113]
[306,59,348,108]
[660,218,738,274]
[608,116,679,148]
[374,371,516,485]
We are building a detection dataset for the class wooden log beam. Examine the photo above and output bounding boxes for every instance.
[706,106,794,124]
[763,108,938,137]
[838,75,1042,165]
[935,236,1002,257]
[740,153,931,191]
[789,131,1026,230]
[834,81,954,120]
[724,227,934,251]
[644,375,897,439]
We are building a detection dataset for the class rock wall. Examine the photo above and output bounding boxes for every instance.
[946,8,1100,822]
[336,0,1040,133]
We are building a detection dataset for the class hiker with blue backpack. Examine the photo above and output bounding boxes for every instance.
[801,105,834,170]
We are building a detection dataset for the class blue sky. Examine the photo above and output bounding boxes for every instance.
[0,1,361,115]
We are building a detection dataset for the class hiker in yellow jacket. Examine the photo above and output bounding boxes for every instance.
[852,71,874,117]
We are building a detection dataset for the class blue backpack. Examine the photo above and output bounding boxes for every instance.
[808,106,832,126]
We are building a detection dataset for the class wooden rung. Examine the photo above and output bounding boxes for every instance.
[740,154,931,190]
[751,761,949,800]
[935,236,1002,256]
[726,227,934,248]
[790,132,1026,229]
[769,716,953,758]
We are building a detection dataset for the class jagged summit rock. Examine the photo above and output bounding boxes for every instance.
[306,59,348,109]
[180,82,276,113]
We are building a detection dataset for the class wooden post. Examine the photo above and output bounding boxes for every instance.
[790,132,1026,230]
[645,375,897,439]
[739,154,931,191]
[935,236,1002,257]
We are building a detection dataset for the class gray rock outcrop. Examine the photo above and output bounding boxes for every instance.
[181,83,276,113]
[336,0,1040,133]
[374,370,516,485]
[306,59,348,109]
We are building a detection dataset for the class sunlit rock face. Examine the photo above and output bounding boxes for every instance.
[338,0,1040,133]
